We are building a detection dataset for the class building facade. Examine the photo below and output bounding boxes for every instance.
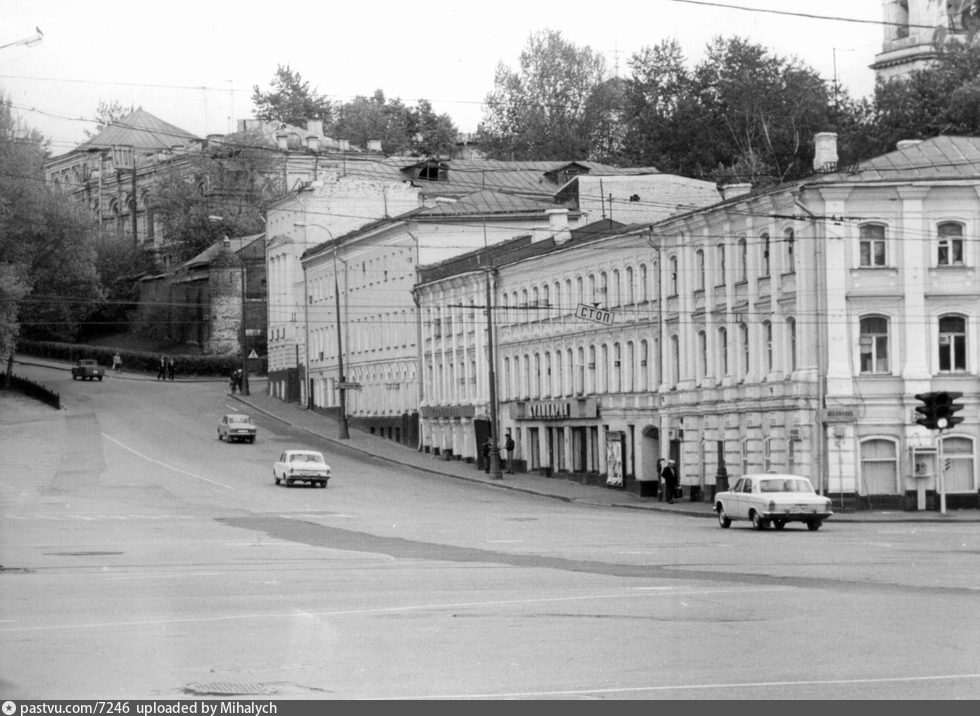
[416,133,980,511]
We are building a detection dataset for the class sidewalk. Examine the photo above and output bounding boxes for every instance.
[11,356,980,523]
[230,378,980,524]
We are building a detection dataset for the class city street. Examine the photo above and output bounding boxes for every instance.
[2,363,980,700]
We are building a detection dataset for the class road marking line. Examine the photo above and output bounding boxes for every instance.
[0,586,786,633]
[390,672,980,700]
[102,434,233,489]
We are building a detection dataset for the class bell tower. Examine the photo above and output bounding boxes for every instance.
[872,1,977,83]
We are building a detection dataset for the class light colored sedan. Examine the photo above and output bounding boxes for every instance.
[218,413,257,443]
[714,474,833,531]
[274,449,330,488]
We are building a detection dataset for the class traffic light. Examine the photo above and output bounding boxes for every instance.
[935,391,965,430]
[915,392,941,429]
[915,391,965,430]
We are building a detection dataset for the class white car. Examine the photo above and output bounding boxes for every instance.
[274,449,330,488]
[714,474,833,531]
[217,413,257,443]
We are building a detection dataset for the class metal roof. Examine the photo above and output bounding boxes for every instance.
[75,108,200,153]
[811,135,980,184]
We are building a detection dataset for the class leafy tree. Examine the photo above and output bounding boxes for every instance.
[83,99,133,140]
[0,92,102,349]
[251,64,331,126]
[478,29,607,160]
[150,128,281,263]
[331,91,458,156]
[622,37,832,185]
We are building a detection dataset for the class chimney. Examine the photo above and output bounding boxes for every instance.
[896,139,922,150]
[813,132,839,172]
[305,119,323,136]
[367,139,383,153]
[338,139,351,152]
[306,135,319,153]
[546,208,572,244]
[276,133,288,151]
[720,183,752,201]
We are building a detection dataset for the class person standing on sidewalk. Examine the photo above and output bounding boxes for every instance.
[504,432,515,474]
[661,459,677,504]
[112,351,122,374]
[167,356,176,381]
[156,355,167,380]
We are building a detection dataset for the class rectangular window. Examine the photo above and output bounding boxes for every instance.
[939,316,967,372]
[859,317,889,374]
[938,223,964,266]
[859,224,887,267]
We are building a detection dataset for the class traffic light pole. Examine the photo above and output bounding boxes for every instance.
[937,428,947,515]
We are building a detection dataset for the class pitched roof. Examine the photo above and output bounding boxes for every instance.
[810,136,980,184]
[416,189,556,217]
[76,108,199,153]
[180,233,264,271]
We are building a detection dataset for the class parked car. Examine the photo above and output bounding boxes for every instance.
[71,359,105,381]
[274,449,330,488]
[218,413,257,443]
[714,474,833,531]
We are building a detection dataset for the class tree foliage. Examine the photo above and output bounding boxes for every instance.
[151,128,282,263]
[83,99,134,140]
[251,64,332,126]
[478,30,607,160]
[330,91,458,157]
[0,92,103,347]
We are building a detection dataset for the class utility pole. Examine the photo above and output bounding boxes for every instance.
[485,269,502,479]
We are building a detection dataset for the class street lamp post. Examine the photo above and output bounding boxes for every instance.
[485,269,502,480]
[295,221,349,439]
[0,28,43,52]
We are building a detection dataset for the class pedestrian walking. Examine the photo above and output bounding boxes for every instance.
[230,369,239,394]
[167,356,176,381]
[483,437,492,473]
[504,432,515,474]
[112,351,122,374]
[661,459,677,504]
[156,355,166,380]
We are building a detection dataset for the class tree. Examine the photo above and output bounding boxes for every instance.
[251,64,331,126]
[83,99,133,140]
[869,41,980,152]
[478,29,607,160]
[621,37,833,185]
[0,92,103,348]
[331,91,458,156]
[150,128,281,263]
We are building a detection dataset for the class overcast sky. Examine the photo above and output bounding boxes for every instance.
[2,0,883,155]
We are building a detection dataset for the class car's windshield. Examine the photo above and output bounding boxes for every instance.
[760,478,813,493]
[230,416,253,424]
[290,454,322,463]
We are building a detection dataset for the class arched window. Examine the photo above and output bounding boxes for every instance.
[860,438,899,495]
[612,269,621,306]
[716,243,726,284]
[668,255,678,295]
[625,266,634,305]
[625,341,635,392]
[784,228,795,272]
[763,320,773,374]
[786,316,797,372]
[695,249,705,290]
[697,330,708,380]
[639,339,649,391]
[613,342,622,392]
[737,237,748,281]
[859,315,889,374]
[760,232,770,276]
[670,335,680,386]
[719,327,729,376]
[739,322,750,378]
[639,264,649,302]
[600,344,609,392]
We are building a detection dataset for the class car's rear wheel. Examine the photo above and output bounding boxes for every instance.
[218,432,223,441]
[274,472,280,485]
[248,437,255,444]
[716,505,731,528]
[806,519,822,531]
[773,520,786,530]
[319,481,327,488]
[751,511,768,530]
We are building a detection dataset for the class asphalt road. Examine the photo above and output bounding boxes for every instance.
[2,364,979,700]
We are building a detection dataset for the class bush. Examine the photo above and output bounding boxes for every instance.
[15,339,266,377]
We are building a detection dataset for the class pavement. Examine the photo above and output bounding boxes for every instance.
[9,355,980,523]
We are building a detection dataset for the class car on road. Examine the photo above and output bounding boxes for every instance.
[274,449,330,488]
[71,359,105,381]
[217,413,257,443]
[715,474,833,531]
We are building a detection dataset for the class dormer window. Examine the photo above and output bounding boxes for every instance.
[413,160,449,182]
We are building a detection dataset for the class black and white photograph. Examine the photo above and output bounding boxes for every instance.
[3,0,980,703]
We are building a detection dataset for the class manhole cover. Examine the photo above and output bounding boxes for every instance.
[185,682,280,697]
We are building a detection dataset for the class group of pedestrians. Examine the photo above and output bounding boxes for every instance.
[482,432,516,474]
[156,354,177,381]
[229,368,244,394]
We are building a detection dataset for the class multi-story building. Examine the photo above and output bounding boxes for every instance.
[266,158,716,411]
[415,133,980,511]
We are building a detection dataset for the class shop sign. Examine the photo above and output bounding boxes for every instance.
[515,397,599,421]
[420,404,476,419]
[824,407,857,423]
